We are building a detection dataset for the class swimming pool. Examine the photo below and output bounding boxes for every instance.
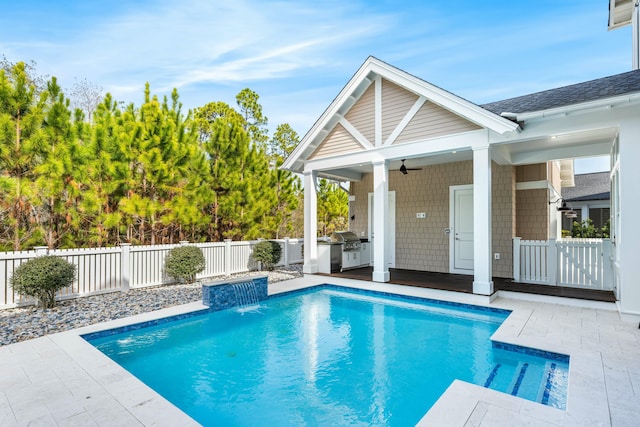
[85,285,569,426]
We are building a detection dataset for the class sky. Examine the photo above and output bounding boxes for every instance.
[0,0,629,173]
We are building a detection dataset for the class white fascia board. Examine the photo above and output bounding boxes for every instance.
[490,105,637,147]
[367,60,520,135]
[281,64,375,172]
[515,180,548,190]
[303,128,489,173]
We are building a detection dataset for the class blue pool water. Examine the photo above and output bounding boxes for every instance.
[86,286,568,426]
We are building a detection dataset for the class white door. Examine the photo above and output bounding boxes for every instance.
[368,191,396,268]
[450,185,474,273]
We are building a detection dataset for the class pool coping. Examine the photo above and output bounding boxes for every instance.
[5,273,627,426]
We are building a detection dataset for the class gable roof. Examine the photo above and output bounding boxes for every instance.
[281,56,519,173]
[481,69,640,115]
[562,172,610,202]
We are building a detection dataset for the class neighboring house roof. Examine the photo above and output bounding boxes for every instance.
[481,69,640,115]
[562,172,610,202]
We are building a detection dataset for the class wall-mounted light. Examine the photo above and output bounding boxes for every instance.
[549,198,571,212]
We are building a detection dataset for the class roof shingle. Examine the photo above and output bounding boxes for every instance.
[481,69,640,115]
[562,172,610,202]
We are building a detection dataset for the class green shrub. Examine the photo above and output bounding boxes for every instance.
[164,245,206,284]
[11,256,76,309]
[253,240,282,271]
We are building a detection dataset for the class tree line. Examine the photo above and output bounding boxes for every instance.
[0,60,349,250]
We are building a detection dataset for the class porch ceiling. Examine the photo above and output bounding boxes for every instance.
[315,126,616,182]
[315,149,473,181]
[491,127,617,166]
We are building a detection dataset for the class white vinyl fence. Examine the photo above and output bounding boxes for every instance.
[513,237,613,290]
[0,238,303,309]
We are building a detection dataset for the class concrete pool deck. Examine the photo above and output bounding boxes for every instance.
[1,275,638,426]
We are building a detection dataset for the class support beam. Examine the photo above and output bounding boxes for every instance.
[303,171,318,274]
[472,146,493,295]
[618,119,640,320]
[633,1,639,70]
[372,160,390,282]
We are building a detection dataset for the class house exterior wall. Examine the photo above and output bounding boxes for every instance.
[308,78,482,161]
[309,123,363,160]
[549,161,562,193]
[516,189,549,240]
[350,160,515,278]
[514,163,550,240]
[381,79,419,142]
[393,101,481,145]
[344,84,375,143]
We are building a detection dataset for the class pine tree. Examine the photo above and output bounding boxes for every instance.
[118,85,196,245]
[0,62,48,250]
[34,77,84,248]
[266,124,301,238]
[236,88,268,149]
[317,179,349,237]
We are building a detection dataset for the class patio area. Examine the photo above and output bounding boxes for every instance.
[1,275,638,426]
[321,267,617,302]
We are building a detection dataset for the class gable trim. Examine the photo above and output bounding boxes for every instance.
[384,96,427,146]
[281,57,519,173]
[339,117,375,150]
[375,76,382,146]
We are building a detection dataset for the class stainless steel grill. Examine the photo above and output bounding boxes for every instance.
[329,231,361,252]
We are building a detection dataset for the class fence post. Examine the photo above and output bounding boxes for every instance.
[512,237,521,282]
[283,237,290,266]
[547,238,557,286]
[34,246,48,256]
[602,239,613,291]
[120,243,131,292]
[224,239,232,277]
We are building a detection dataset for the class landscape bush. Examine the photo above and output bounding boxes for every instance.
[164,246,206,284]
[252,240,282,271]
[11,256,76,309]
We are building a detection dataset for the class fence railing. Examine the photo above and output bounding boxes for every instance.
[513,237,613,290]
[0,238,303,309]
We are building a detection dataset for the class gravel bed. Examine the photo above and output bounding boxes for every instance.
[0,265,303,347]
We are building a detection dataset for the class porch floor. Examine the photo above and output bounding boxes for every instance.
[319,267,616,302]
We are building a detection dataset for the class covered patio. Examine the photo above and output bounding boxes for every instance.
[320,267,616,302]
[282,56,640,321]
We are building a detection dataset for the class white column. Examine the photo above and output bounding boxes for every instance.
[633,1,639,70]
[303,170,318,274]
[472,146,493,295]
[120,243,131,292]
[372,160,390,282]
[618,120,640,320]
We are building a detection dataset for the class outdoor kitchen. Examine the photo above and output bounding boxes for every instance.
[317,231,371,273]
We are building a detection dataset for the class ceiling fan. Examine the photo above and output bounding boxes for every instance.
[399,159,421,175]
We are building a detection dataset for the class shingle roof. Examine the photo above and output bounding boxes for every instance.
[562,172,610,202]
[481,69,640,115]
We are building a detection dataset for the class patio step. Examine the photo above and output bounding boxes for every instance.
[483,361,552,403]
